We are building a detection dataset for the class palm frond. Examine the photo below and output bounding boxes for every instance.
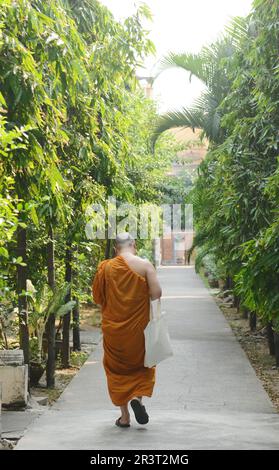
[155,52,207,84]
[225,16,249,49]
[156,35,236,89]
[194,92,221,142]
[152,106,205,146]
[152,21,246,145]
[152,90,221,146]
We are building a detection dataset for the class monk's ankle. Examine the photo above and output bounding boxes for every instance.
[120,416,130,424]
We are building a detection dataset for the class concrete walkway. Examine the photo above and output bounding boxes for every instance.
[16,266,279,449]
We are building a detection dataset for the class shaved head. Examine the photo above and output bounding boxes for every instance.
[115,232,135,253]
[115,232,134,246]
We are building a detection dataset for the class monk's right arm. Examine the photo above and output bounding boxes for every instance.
[145,262,162,300]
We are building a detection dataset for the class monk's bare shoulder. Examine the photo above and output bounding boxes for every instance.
[143,259,156,274]
[133,255,150,264]
[134,256,155,276]
[131,255,149,262]
[121,254,153,278]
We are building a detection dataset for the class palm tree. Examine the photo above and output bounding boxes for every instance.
[152,17,249,146]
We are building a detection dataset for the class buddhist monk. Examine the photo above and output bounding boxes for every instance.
[92,232,162,428]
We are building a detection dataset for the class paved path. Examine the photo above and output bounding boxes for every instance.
[1,328,100,443]
[16,266,279,449]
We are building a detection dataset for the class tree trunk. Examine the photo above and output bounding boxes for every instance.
[105,237,111,260]
[72,296,81,351]
[224,275,233,290]
[17,224,29,364]
[249,312,257,331]
[46,224,56,387]
[274,332,279,367]
[62,242,72,368]
[71,247,80,352]
[233,295,240,311]
[242,307,249,320]
[266,322,275,356]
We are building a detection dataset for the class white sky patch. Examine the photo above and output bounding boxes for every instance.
[100,0,253,113]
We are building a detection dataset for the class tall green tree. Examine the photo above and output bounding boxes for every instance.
[152,17,248,145]
[189,0,279,355]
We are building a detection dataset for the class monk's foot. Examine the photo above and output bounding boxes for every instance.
[130,398,149,425]
[115,416,130,428]
[121,415,130,425]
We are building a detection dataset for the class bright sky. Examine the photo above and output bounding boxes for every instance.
[100,0,253,113]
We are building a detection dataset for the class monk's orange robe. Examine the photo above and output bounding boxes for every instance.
[92,255,156,406]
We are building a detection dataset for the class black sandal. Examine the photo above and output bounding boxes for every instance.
[130,399,149,425]
[115,417,130,428]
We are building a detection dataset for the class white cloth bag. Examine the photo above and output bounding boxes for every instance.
[144,299,173,368]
